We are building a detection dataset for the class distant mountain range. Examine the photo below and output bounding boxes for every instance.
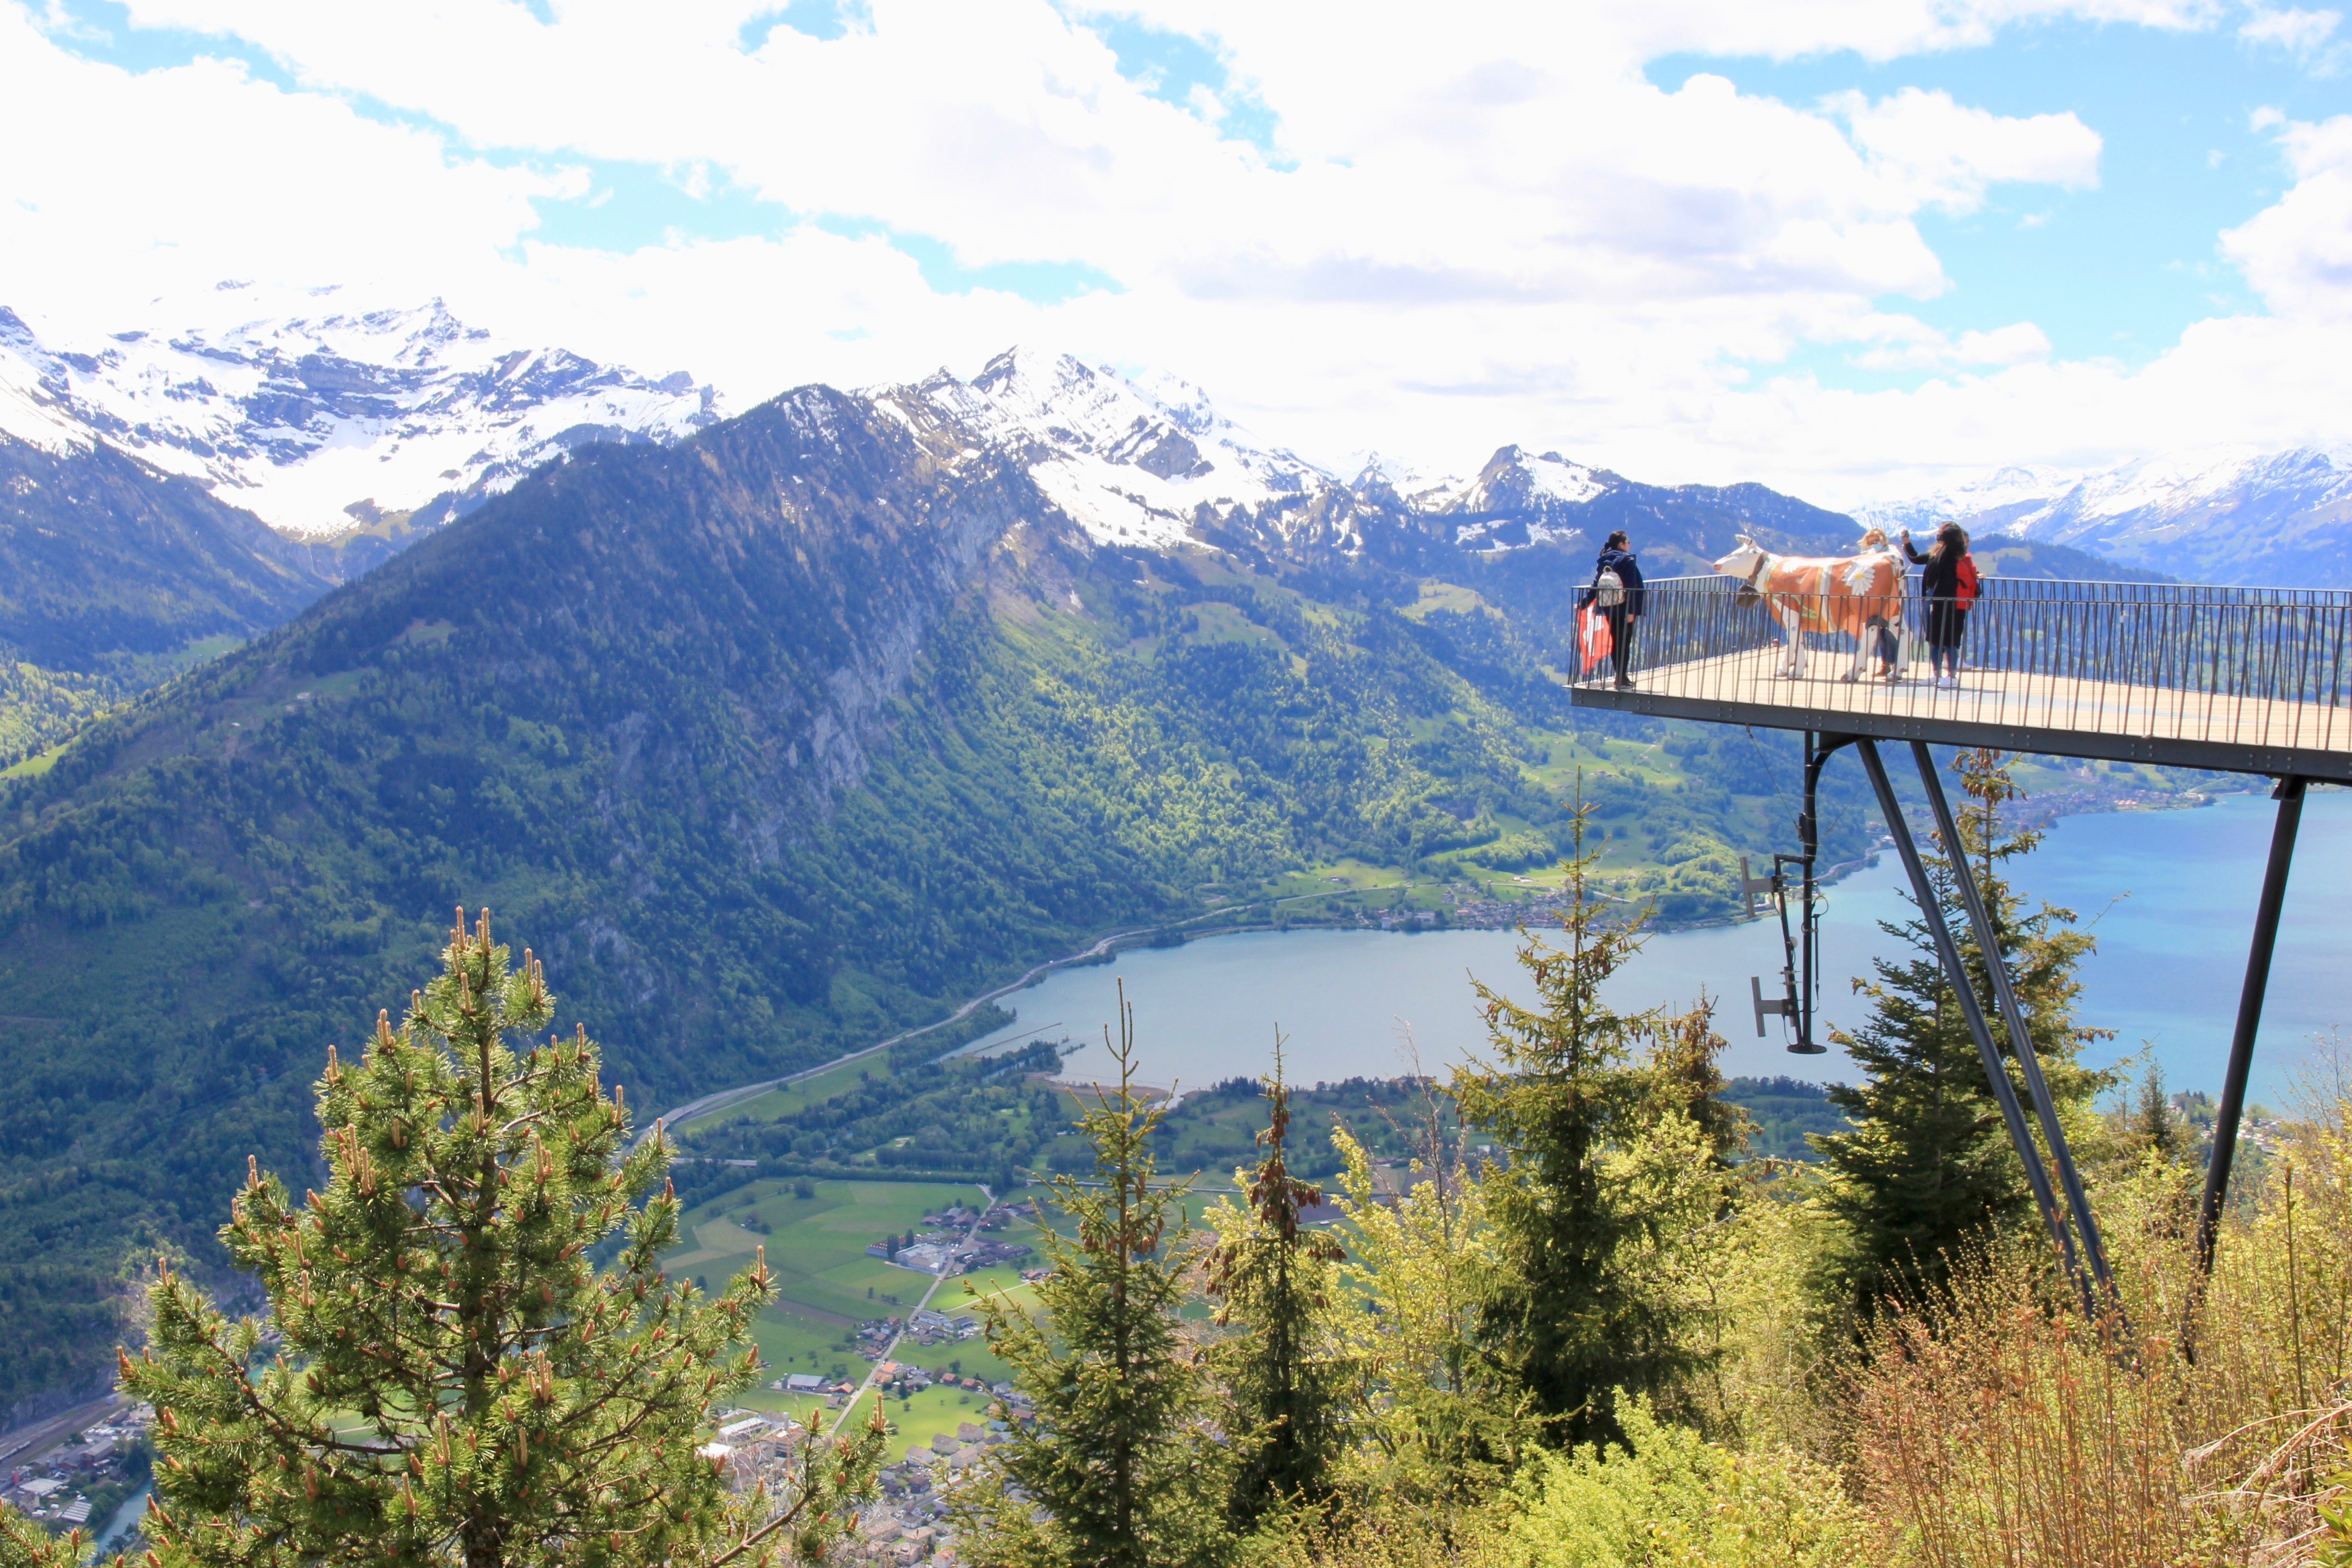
[10,285,2345,596]
[0,314,1871,768]
[875,348,1857,573]
[0,286,721,541]
[0,289,1859,571]
[1859,445,2352,589]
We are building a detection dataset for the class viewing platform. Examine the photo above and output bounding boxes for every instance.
[1570,576,2352,780]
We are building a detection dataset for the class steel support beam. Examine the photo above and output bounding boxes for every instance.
[1908,741,2120,1321]
[2191,776,2308,1284]
[1853,738,2094,1311]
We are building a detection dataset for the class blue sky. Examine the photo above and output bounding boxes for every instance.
[1650,17,2345,382]
[3,0,2350,500]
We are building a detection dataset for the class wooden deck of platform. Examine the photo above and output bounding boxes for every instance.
[1571,646,2352,779]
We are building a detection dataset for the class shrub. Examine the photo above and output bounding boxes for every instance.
[1504,1399,1870,1568]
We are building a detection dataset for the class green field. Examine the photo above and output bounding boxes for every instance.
[849,1378,1014,1466]
[665,1176,989,1413]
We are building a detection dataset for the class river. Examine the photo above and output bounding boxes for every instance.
[958,791,2351,1107]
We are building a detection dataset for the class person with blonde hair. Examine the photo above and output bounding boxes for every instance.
[1859,526,1901,676]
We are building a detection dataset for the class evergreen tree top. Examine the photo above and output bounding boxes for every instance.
[113,908,882,1568]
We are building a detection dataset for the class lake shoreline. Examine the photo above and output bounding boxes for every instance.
[951,792,2348,1109]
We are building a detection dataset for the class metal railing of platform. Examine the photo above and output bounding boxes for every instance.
[1602,575,2352,760]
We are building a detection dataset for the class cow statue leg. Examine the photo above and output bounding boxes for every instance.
[1779,608,1805,679]
[1839,623,1863,682]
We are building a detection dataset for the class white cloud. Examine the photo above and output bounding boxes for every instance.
[2219,114,2352,319]
[2239,5,2341,54]
[1828,88,2102,214]
[0,5,563,317]
[0,0,2342,519]
[1850,320,2054,370]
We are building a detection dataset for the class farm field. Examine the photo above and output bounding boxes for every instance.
[847,1377,1012,1467]
[664,1176,988,1411]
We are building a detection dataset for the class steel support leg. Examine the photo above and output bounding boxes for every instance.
[1909,742,2120,1322]
[2191,775,2308,1281]
[1855,739,2092,1308]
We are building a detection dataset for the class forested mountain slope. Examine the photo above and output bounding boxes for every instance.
[0,435,342,763]
[0,372,1872,1412]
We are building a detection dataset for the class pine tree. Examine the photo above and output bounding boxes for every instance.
[1815,750,2110,1311]
[2137,1062,2187,1161]
[953,986,1232,1568]
[1451,807,1744,1450]
[2,1494,87,1567]
[121,909,883,1568]
[1203,1046,1349,1524]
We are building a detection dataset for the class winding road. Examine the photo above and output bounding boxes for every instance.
[646,924,1165,1138]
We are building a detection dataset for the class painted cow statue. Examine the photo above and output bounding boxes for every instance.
[1710,534,1911,682]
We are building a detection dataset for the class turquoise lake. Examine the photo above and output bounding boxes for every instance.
[960,791,2351,1107]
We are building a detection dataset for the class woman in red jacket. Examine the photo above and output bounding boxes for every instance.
[1902,522,1978,690]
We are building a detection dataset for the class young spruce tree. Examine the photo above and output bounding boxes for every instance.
[1203,1045,1349,1525]
[954,985,1232,1568]
[121,909,882,1568]
[1451,805,1743,1450]
[1815,750,2109,1312]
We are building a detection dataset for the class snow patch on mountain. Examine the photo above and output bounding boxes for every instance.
[1520,451,1608,507]
[1347,451,1475,512]
[0,285,724,537]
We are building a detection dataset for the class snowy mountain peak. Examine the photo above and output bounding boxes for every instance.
[1861,442,2352,587]
[1470,445,1609,510]
[0,290,724,537]
[878,346,1329,549]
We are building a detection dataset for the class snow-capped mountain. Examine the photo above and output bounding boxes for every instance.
[1859,445,2352,588]
[878,347,1327,551]
[0,284,723,538]
[880,347,1853,568]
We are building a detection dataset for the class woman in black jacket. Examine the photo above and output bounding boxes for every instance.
[1902,522,1974,689]
[1579,530,1645,689]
